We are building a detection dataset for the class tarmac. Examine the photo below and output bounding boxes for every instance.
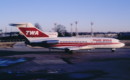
[0,43,130,80]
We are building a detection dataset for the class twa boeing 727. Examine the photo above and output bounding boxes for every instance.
[10,23,125,54]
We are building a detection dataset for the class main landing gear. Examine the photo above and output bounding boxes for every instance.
[65,48,73,54]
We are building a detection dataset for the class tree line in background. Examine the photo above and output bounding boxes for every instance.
[35,23,71,37]
[52,24,71,37]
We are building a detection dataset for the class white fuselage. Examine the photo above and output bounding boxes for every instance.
[30,37,125,49]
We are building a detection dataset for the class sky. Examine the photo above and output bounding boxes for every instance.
[0,0,130,32]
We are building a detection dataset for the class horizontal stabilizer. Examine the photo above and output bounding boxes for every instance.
[10,23,34,27]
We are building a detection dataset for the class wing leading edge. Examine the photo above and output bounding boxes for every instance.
[51,45,94,51]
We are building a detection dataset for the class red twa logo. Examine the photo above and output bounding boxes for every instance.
[26,31,39,35]
[19,27,49,37]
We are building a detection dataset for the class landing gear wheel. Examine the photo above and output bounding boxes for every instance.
[68,50,73,54]
[65,48,73,54]
[65,48,69,53]
[111,49,116,52]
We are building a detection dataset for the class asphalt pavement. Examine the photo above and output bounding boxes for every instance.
[0,46,130,80]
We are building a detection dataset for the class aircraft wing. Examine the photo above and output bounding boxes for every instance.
[28,40,59,47]
[43,40,59,44]
[52,46,94,51]
[69,46,94,50]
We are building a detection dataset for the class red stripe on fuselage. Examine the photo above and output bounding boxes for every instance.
[51,42,120,47]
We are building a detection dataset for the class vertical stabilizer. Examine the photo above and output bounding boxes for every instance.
[10,23,49,42]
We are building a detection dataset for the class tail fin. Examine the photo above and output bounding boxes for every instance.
[18,27,49,38]
[10,23,49,41]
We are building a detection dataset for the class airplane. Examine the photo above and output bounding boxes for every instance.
[10,23,125,54]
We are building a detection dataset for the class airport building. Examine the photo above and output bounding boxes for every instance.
[117,32,130,40]
[0,32,26,42]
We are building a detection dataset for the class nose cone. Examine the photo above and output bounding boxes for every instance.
[120,43,125,47]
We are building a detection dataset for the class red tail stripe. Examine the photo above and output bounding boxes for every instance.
[19,27,49,37]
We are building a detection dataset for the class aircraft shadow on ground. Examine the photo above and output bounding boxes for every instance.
[0,50,65,57]
[0,48,121,57]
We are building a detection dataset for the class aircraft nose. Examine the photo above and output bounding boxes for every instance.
[120,43,125,47]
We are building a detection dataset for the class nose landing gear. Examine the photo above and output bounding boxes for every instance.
[111,48,116,52]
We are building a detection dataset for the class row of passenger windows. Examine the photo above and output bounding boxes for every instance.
[59,41,111,43]
[60,41,87,43]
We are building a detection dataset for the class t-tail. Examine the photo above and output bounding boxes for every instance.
[10,23,50,42]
